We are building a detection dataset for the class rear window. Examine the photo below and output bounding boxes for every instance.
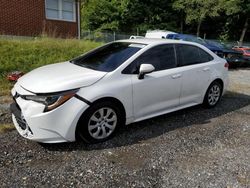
[71,42,145,72]
[176,44,214,66]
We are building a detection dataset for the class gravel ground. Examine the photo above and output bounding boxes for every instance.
[0,69,250,187]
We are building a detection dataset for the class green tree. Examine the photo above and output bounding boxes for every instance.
[173,0,239,37]
[80,0,249,42]
[219,0,249,45]
[81,0,178,33]
[81,0,121,31]
[237,0,250,46]
[119,0,179,33]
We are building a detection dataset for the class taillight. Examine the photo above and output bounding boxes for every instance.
[224,62,229,68]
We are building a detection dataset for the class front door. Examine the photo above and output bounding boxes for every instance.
[132,68,182,119]
[123,44,182,120]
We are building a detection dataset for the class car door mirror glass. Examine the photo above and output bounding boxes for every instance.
[138,64,155,79]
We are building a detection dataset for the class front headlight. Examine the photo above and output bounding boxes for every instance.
[23,90,78,112]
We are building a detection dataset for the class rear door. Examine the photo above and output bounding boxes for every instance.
[175,44,214,105]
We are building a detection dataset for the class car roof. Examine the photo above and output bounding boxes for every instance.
[170,33,196,38]
[146,30,176,34]
[118,38,202,46]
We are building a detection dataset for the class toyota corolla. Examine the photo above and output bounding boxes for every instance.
[10,39,228,143]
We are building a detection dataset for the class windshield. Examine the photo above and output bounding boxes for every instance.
[206,40,228,49]
[70,42,145,72]
[175,34,206,45]
[192,37,206,45]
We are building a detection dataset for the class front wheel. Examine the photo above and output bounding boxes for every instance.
[76,101,123,143]
[203,81,222,108]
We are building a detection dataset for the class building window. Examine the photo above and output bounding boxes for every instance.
[45,0,76,22]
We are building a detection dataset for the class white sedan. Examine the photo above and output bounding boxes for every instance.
[10,39,228,143]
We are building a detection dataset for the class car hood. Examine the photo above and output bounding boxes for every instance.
[18,62,107,93]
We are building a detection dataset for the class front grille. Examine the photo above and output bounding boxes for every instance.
[15,114,27,130]
[10,102,27,130]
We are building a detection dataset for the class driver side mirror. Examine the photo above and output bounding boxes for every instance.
[138,64,155,80]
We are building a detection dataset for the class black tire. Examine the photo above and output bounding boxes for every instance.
[76,101,123,144]
[203,81,222,108]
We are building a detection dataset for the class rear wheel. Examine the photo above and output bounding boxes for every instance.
[76,101,123,143]
[203,81,222,108]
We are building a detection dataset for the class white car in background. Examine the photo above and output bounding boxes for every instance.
[11,39,228,144]
[129,35,145,39]
[145,30,177,39]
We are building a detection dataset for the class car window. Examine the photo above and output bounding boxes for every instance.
[70,42,145,72]
[122,44,176,74]
[198,48,214,62]
[166,34,175,39]
[176,44,213,66]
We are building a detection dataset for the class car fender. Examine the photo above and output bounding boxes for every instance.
[76,76,134,123]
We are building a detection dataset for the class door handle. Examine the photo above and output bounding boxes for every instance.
[171,74,182,79]
[203,67,210,72]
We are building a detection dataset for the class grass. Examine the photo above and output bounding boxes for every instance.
[0,95,12,104]
[0,124,15,133]
[0,38,102,96]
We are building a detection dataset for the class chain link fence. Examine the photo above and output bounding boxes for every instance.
[81,30,140,42]
[1,32,249,47]
[80,30,250,47]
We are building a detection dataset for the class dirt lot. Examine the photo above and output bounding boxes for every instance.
[0,69,249,188]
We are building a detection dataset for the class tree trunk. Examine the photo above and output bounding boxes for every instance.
[180,12,184,34]
[239,18,249,46]
[197,20,202,37]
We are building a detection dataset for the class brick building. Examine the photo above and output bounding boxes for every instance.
[0,0,81,38]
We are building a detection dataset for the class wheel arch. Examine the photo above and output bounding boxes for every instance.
[202,78,224,102]
[202,78,224,107]
[75,96,127,141]
[89,97,127,121]
[211,78,224,91]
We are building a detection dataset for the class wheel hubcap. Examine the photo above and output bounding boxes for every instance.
[88,107,117,139]
[208,85,221,105]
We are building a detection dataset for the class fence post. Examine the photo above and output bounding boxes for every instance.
[113,31,116,41]
[88,29,91,40]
